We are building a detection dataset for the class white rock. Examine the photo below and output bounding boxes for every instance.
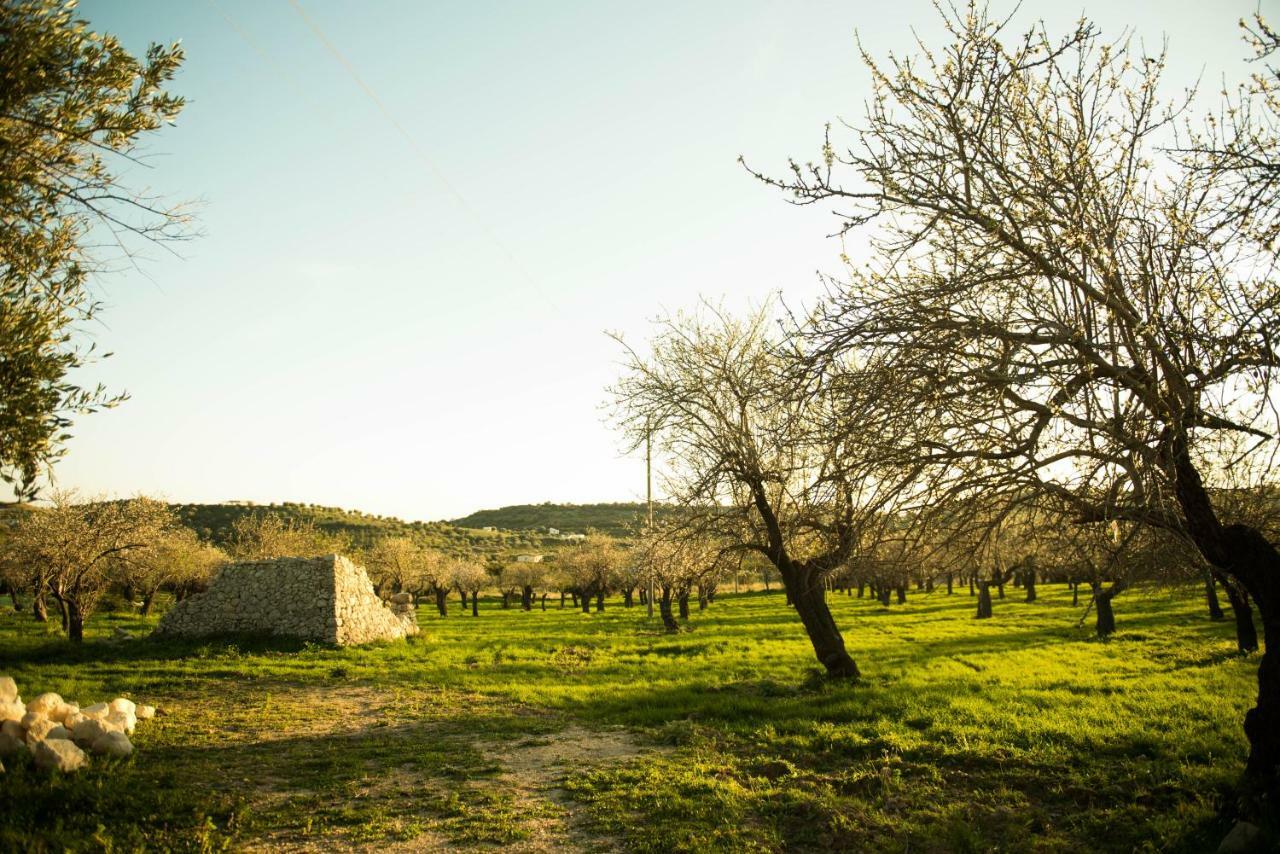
[108,697,136,717]
[32,737,87,773]
[80,702,109,719]
[20,710,45,730]
[0,720,22,741]
[25,718,72,745]
[0,676,16,704]
[136,704,156,720]
[58,703,80,725]
[107,708,136,735]
[91,731,133,758]
[26,692,66,719]
[71,716,121,747]
[0,700,24,723]
[64,712,89,732]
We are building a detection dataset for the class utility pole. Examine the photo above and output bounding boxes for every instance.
[646,426,655,619]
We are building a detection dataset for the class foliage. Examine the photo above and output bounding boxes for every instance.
[451,502,681,538]
[0,0,189,498]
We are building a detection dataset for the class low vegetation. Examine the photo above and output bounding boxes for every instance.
[0,583,1260,851]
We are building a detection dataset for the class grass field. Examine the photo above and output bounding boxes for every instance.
[0,583,1262,852]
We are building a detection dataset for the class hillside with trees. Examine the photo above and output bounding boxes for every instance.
[171,502,538,557]
[450,502,679,537]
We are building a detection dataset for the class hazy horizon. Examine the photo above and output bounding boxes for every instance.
[38,0,1269,519]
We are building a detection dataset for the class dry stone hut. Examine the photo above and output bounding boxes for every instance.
[154,554,418,644]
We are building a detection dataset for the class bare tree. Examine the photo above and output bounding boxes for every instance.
[612,304,916,678]
[6,493,173,640]
[749,4,1280,804]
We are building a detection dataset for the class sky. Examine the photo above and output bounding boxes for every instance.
[43,0,1276,521]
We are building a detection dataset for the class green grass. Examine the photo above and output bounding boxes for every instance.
[0,583,1262,852]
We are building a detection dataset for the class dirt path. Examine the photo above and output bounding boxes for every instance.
[155,682,659,852]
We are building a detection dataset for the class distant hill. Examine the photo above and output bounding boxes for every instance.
[450,502,678,538]
[171,502,544,558]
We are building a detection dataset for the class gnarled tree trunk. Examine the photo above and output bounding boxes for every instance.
[782,563,859,679]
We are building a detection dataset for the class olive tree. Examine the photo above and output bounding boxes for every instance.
[750,5,1280,803]
[0,1,190,498]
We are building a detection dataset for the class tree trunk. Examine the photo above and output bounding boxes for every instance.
[580,591,592,613]
[460,589,468,608]
[1169,440,1280,805]
[1072,582,1080,607]
[67,600,84,643]
[8,588,20,612]
[521,585,533,611]
[1204,570,1224,621]
[857,581,865,598]
[540,593,548,611]
[501,592,511,609]
[697,585,708,611]
[32,588,47,622]
[976,582,992,619]
[623,588,634,607]
[968,574,975,596]
[1092,582,1117,638]
[678,591,690,619]
[946,573,953,595]
[1224,580,1260,654]
[659,586,679,633]
[471,592,479,617]
[141,592,156,616]
[784,565,860,679]
[435,587,449,617]
[878,585,891,607]
[1024,570,1037,604]
[595,591,605,612]
[895,585,906,605]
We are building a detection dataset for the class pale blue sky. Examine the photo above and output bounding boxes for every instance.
[47,0,1273,520]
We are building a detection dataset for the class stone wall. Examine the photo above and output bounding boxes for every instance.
[154,554,419,645]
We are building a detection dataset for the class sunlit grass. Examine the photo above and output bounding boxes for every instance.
[0,582,1256,851]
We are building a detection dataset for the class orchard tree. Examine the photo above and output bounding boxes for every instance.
[559,536,623,614]
[749,4,1280,805]
[634,525,723,633]
[0,1,191,498]
[6,493,173,640]
[112,525,224,615]
[449,560,487,617]
[227,513,349,561]
[612,305,917,678]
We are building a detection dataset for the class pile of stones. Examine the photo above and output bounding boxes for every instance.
[389,591,415,621]
[0,675,156,774]
[155,554,419,645]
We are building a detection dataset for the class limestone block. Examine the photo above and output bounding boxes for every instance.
[25,718,71,745]
[136,705,156,720]
[107,708,136,734]
[91,731,133,758]
[71,716,121,747]
[1,720,22,741]
[0,676,17,704]
[0,700,24,723]
[33,737,87,773]
[26,693,66,719]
